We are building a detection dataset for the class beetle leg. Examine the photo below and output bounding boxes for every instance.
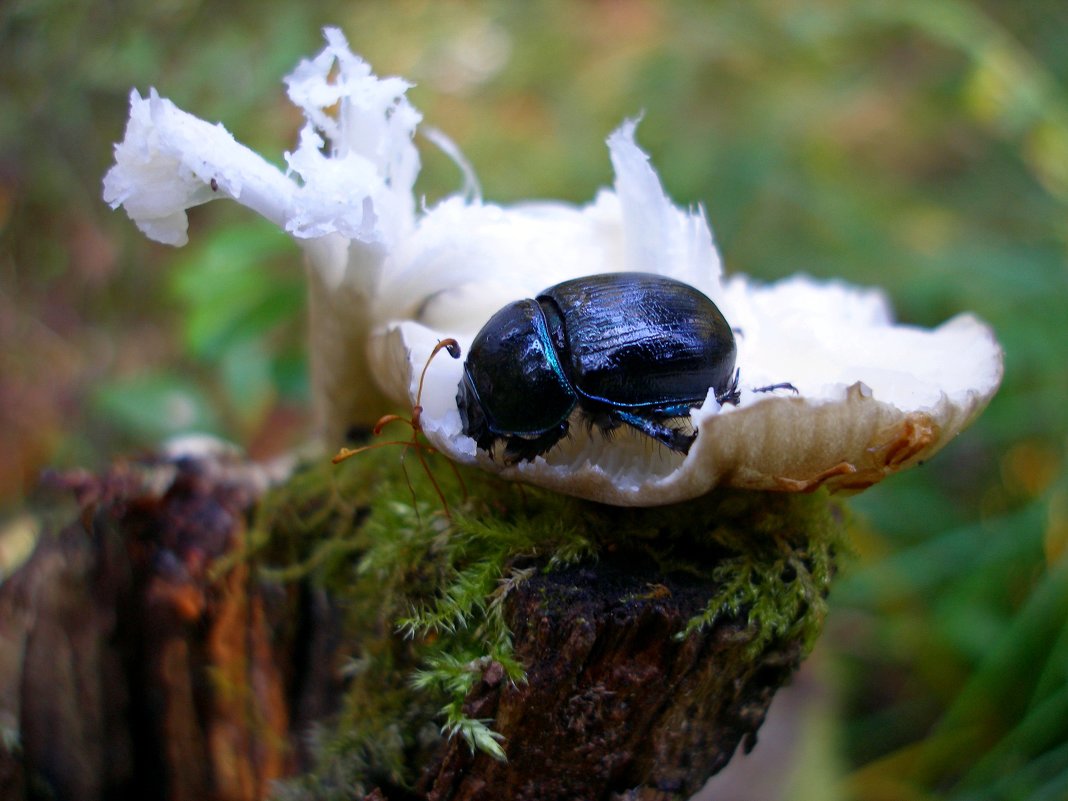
[752,382,799,395]
[584,409,623,438]
[612,410,696,455]
[501,420,571,464]
[716,369,742,406]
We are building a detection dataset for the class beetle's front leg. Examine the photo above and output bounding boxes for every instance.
[613,410,697,455]
[501,420,571,464]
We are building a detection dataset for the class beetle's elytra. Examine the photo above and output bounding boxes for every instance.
[456,272,741,463]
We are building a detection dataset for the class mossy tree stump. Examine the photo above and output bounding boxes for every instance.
[0,446,842,801]
[420,560,805,801]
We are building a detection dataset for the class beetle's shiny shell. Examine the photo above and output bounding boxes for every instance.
[457,272,737,461]
[538,272,736,409]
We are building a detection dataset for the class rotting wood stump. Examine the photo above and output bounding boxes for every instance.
[0,446,839,801]
[419,561,804,801]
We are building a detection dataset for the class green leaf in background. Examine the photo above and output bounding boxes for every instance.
[91,372,220,443]
[169,219,302,362]
[219,338,276,433]
[168,217,305,439]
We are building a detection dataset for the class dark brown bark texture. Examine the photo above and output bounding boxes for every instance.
[0,451,806,801]
[0,455,334,801]
[418,561,800,801]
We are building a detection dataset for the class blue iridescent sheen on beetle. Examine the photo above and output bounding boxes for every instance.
[456,272,741,463]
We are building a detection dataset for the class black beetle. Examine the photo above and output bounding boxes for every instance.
[456,272,744,463]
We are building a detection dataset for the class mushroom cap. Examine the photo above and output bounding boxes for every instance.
[377,283,1000,506]
[362,118,1002,507]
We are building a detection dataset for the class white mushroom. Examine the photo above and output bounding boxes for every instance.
[104,28,1003,507]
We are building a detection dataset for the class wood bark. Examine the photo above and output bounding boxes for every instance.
[0,457,316,801]
[420,559,802,801]
[0,451,811,801]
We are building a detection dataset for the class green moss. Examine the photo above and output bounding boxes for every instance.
[252,445,846,797]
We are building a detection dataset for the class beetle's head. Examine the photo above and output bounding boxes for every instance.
[456,368,496,452]
[456,299,577,458]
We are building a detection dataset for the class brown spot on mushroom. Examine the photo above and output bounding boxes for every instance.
[870,413,939,469]
[774,461,858,492]
[791,413,942,493]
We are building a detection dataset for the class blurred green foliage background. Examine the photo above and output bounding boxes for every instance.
[2,1,1066,798]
